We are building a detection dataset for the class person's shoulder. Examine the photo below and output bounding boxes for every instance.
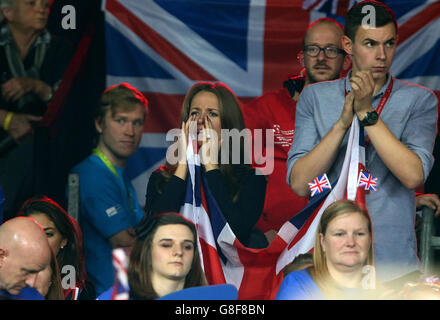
[151,165,172,180]
[259,88,290,100]
[284,268,313,281]
[71,155,111,179]
[305,77,344,91]
[71,155,94,172]
[300,78,344,100]
[393,78,438,101]
[276,268,320,300]
[233,165,265,180]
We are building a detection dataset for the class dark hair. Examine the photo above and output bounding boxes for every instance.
[128,212,207,300]
[344,1,398,41]
[161,82,251,201]
[18,195,87,289]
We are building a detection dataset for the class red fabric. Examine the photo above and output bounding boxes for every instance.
[199,179,227,285]
[107,0,216,81]
[233,237,284,300]
[243,87,308,232]
[40,22,95,133]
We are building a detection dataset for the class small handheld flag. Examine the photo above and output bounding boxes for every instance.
[358,171,378,192]
[308,174,332,197]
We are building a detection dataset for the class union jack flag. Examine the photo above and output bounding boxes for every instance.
[110,248,130,300]
[96,248,130,300]
[308,174,332,197]
[358,170,378,191]
[303,0,360,16]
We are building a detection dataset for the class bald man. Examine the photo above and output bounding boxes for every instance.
[0,217,51,295]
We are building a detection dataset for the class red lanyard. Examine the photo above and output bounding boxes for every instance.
[374,77,394,117]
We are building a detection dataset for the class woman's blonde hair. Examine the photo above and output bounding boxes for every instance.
[309,200,375,298]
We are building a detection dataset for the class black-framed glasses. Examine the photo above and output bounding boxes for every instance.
[303,45,345,58]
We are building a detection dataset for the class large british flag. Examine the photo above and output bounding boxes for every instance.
[102,0,439,207]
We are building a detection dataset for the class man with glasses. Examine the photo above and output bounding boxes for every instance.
[243,18,350,240]
[287,1,437,282]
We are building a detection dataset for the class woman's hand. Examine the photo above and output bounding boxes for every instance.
[173,115,196,180]
[200,115,220,172]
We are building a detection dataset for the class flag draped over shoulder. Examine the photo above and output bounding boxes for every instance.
[181,116,367,300]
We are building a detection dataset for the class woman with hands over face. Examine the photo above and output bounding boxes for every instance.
[145,82,268,249]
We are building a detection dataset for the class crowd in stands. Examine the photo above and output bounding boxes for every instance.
[0,0,439,301]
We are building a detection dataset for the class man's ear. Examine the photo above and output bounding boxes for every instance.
[60,238,68,250]
[0,248,8,268]
[1,8,13,22]
[95,118,103,134]
[297,50,305,68]
[342,35,353,56]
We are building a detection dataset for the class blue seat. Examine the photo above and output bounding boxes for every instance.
[158,284,238,300]
[98,284,239,300]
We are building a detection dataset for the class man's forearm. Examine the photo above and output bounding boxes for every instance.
[289,121,349,197]
[365,118,424,189]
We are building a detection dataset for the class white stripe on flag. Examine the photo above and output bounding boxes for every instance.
[347,115,361,200]
[217,225,244,289]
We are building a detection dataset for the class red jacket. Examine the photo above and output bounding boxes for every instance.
[243,86,308,232]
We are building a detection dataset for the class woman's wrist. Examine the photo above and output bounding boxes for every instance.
[204,163,219,172]
[174,162,188,180]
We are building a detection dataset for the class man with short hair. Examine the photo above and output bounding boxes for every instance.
[287,1,437,281]
[70,83,148,295]
[244,18,350,235]
[0,217,51,297]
